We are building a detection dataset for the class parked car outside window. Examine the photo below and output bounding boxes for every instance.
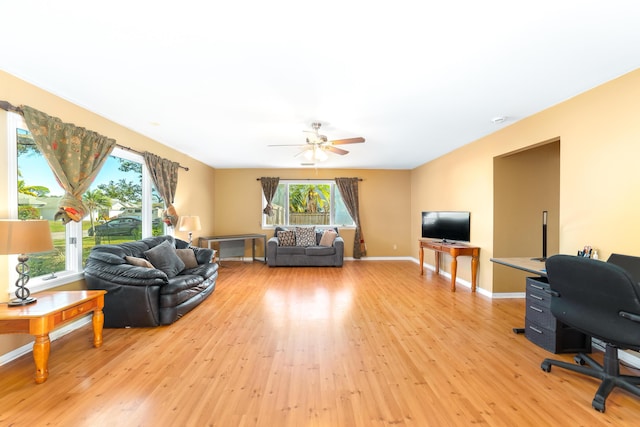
[88,217,162,239]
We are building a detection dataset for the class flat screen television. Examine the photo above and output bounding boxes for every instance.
[421,211,471,243]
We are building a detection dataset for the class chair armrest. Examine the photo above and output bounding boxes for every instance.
[619,311,640,323]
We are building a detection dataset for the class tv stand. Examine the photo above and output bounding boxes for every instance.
[419,239,480,292]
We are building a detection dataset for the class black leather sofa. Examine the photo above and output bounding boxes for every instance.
[84,235,218,327]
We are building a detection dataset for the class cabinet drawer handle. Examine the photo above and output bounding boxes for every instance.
[529,306,543,313]
[528,325,543,334]
[530,284,544,290]
[530,294,543,301]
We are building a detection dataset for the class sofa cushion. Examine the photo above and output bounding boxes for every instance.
[306,246,337,256]
[125,256,154,268]
[277,246,307,255]
[175,248,198,269]
[144,240,185,278]
[319,229,338,247]
[277,230,296,246]
[295,226,316,246]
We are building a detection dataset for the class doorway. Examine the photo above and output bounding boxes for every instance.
[493,139,560,293]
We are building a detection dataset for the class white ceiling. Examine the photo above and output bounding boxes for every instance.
[3,1,640,170]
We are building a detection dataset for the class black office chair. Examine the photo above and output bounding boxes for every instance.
[541,254,640,412]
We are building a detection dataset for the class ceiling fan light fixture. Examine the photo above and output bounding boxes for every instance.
[316,148,328,162]
[304,149,314,161]
[303,146,329,162]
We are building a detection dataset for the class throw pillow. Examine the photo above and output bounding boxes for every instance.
[175,248,198,269]
[144,240,185,278]
[319,229,338,247]
[277,230,296,246]
[125,255,154,268]
[295,226,316,247]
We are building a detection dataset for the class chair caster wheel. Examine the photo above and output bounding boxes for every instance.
[541,361,551,372]
[574,355,586,365]
[592,396,606,412]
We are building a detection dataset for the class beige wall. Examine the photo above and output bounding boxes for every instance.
[0,71,216,356]
[411,68,640,293]
[213,168,412,258]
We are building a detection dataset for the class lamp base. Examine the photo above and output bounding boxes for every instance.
[8,296,37,307]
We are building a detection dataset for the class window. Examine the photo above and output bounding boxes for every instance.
[8,111,165,296]
[262,180,354,228]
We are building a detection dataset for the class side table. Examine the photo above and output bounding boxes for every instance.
[0,290,106,384]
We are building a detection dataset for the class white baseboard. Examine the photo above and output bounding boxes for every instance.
[0,316,92,367]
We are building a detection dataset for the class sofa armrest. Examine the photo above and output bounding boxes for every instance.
[267,237,279,264]
[84,262,168,287]
[333,236,345,258]
[192,246,214,264]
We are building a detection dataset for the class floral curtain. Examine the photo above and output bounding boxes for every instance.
[260,177,280,216]
[21,105,116,224]
[143,152,180,227]
[335,177,366,259]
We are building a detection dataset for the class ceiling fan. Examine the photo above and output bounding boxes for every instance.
[269,122,365,165]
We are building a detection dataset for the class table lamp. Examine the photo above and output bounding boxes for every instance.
[0,219,54,306]
[178,215,201,246]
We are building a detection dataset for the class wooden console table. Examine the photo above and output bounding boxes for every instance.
[0,290,106,384]
[419,239,480,292]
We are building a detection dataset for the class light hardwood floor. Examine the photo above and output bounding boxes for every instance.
[1,261,639,426]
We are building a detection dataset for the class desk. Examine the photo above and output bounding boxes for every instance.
[491,256,591,353]
[490,257,546,334]
[419,239,480,292]
[198,234,267,264]
[0,290,106,384]
[490,257,546,277]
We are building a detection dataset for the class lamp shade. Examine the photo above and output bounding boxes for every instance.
[0,220,54,255]
[178,216,202,232]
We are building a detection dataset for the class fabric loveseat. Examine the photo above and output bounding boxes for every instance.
[267,226,344,267]
[84,235,218,327]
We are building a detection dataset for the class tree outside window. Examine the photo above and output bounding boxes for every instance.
[263,181,354,227]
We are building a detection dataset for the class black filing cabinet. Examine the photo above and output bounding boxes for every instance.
[525,277,592,353]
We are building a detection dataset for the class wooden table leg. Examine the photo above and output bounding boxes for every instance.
[92,309,104,348]
[33,334,50,384]
[419,246,424,275]
[434,252,441,275]
[450,256,458,292]
[471,255,478,292]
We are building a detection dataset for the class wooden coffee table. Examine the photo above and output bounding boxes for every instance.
[0,290,106,384]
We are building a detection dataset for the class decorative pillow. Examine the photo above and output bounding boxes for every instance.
[295,226,316,247]
[175,248,198,269]
[319,229,338,247]
[144,240,185,278]
[277,230,296,246]
[125,256,154,268]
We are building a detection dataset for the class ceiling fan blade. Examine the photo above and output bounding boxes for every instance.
[330,137,365,145]
[326,146,349,155]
